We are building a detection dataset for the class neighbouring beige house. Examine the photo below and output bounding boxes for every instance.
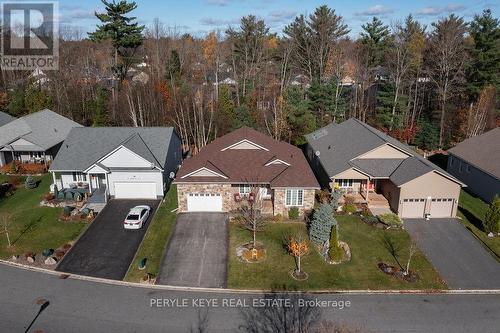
[174,127,320,216]
[305,118,464,219]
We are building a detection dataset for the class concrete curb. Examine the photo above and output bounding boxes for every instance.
[2,260,500,295]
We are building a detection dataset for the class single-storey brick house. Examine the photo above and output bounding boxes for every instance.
[174,127,320,216]
[305,118,464,218]
[447,128,500,202]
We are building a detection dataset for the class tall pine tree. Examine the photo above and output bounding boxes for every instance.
[89,0,145,79]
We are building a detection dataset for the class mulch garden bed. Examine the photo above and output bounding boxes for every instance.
[236,242,267,263]
[378,262,419,282]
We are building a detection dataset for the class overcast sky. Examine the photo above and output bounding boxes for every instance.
[58,0,498,37]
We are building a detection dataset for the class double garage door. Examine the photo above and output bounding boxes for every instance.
[187,193,222,212]
[114,182,157,199]
[401,198,454,218]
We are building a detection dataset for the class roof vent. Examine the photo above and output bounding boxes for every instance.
[328,145,331,150]
[315,151,321,156]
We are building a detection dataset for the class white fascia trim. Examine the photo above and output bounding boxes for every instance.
[265,159,290,166]
[220,139,269,151]
[180,167,228,179]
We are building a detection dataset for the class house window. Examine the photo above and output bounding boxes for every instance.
[337,179,353,188]
[239,184,251,194]
[285,189,304,206]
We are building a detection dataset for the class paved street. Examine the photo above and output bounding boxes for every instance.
[56,199,160,280]
[1,263,500,332]
[157,213,228,287]
[405,218,500,289]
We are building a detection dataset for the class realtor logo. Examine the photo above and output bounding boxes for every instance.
[1,1,59,70]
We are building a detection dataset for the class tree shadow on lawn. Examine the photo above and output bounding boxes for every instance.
[458,206,484,232]
[11,216,42,246]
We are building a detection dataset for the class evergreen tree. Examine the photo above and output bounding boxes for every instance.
[91,88,109,127]
[284,87,316,145]
[413,118,440,150]
[467,9,500,98]
[24,87,53,113]
[88,0,145,79]
[309,203,337,245]
[7,86,26,116]
[376,83,407,130]
[165,49,182,84]
[360,17,391,67]
[483,195,500,234]
[25,176,36,189]
[233,105,255,129]
[216,85,236,134]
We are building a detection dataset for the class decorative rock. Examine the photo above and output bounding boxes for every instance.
[488,232,494,238]
[11,255,19,261]
[26,256,35,263]
[44,257,57,265]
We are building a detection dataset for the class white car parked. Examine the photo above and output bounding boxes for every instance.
[123,205,151,230]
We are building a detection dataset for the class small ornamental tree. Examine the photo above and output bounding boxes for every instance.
[287,234,310,278]
[483,195,500,234]
[25,176,36,189]
[309,203,337,245]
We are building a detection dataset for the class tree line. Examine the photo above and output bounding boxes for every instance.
[0,1,498,152]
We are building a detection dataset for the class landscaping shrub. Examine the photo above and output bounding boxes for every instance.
[9,162,18,174]
[9,175,22,186]
[343,204,357,214]
[378,213,403,227]
[24,176,37,189]
[309,203,337,245]
[328,225,343,261]
[483,195,500,234]
[288,207,299,219]
[62,206,73,217]
[330,190,342,211]
[361,205,373,217]
[43,192,55,201]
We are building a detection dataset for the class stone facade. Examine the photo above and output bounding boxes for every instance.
[177,183,315,217]
[273,188,315,217]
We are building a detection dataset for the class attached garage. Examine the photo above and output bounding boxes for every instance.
[114,182,157,199]
[429,198,455,218]
[187,193,223,212]
[400,198,426,218]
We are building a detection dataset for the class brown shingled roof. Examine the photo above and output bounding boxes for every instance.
[175,127,320,188]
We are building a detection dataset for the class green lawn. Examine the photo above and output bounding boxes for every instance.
[457,190,500,260]
[0,174,87,259]
[124,185,178,282]
[228,216,446,290]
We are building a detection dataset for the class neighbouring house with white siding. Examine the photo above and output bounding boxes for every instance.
[0,109,82,167]
[49,127,182,209]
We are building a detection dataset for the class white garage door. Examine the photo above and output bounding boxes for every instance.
[114,182,157,199]
[187,193,222,212]
[430,198,454,217]
[401,198,426,218]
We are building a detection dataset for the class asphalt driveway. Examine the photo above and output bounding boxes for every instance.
[157,212,228,288]
[56,199,160,280]
[405,218,500,289]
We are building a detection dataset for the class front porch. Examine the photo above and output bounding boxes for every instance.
[335,178,393,215]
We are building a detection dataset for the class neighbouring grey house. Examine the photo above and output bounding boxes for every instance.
[305,118,464,218]
[0,111,15,127]
[49,127,182,210]
[447,128,500,203]
[0,109,82,167]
